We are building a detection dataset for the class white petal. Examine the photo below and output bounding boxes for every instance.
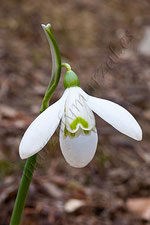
[87,95,142,141]
[19,90,69,159]
[59,127,98,168]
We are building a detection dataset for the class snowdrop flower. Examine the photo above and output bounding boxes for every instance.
[19,70,142,168]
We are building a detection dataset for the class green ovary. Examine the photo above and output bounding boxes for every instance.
[70,117,88,130]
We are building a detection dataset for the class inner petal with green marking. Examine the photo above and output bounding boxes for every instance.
[70,117,89,131]
[63,87,96,134]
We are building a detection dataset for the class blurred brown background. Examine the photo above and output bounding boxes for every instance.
[0,0,150,224]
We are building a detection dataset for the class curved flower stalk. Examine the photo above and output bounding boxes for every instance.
[19,69,142,168]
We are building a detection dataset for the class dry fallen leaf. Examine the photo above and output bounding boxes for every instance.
[143,109,150,120]
[0,105,18,118]
[43,182,63,198]
[64,199,85,213]
[127,198,150,221]
[0,185,17,204]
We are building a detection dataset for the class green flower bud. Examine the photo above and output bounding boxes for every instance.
[63,70,80,89]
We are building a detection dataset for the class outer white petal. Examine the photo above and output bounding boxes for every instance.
[19,90,69,159]
[59,128,98,168]
[87,95,142,141]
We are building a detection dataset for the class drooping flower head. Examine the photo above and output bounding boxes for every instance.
[19,69,142,168]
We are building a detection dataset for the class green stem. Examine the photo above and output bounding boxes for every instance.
[10,24,62,225]
[10,155,37,225]
[61,63,71,71]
